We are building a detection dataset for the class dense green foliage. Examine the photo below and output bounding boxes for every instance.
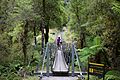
[68,0,120,70]
[0,0,120,80]
[0,0,66,79]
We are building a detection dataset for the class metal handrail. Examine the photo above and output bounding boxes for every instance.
[72,42,85,80]
[50,43,57,72]
[40,42,49,77]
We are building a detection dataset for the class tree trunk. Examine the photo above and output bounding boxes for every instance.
[41,20,44,55]
[33,24,37,46]
[79,27,85,49]
[21,20,29,66]
[45,20,49,44]
[41,0,46,54]
[76,7,85,49]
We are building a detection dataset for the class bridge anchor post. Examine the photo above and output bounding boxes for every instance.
[72,43,75,77]
[46,43,50,77]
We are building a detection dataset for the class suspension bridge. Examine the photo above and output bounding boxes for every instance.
[34,42,87,80]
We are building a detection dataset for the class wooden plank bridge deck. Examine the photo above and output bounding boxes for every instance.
[52,50,68,72]
[41,76,78,80]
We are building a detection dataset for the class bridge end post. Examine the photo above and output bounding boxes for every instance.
[46,43,50,77]
[72,43,75,77]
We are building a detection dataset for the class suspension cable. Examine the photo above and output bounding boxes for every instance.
[40,42,49,76]
[73,42,85,80]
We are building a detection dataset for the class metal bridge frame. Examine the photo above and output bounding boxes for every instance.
[39,42,85,79]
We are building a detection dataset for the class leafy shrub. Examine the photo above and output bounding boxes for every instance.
[105,70,120,80]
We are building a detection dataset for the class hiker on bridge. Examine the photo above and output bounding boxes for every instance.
[57,37,62,49]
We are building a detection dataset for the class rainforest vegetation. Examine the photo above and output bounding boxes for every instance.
[0,0,120,80]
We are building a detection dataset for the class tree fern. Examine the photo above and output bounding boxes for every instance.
[77,36,103,65]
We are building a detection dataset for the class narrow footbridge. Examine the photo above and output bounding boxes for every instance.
[34,42,87,80]
[52,50,68,73]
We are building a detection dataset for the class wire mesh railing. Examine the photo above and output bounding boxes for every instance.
[72,42,85,80]
[38,42,86,79]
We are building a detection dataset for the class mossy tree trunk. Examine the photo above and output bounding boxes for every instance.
[21,20,29,67]
[76,7,85,49]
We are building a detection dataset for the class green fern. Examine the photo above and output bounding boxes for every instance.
[105,70,120,80]
[76,36,103,68]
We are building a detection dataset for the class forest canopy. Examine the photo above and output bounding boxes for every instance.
[0,0,120,80]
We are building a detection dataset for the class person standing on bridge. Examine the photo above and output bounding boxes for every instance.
[56,37,62,49]
[57,37,60,47]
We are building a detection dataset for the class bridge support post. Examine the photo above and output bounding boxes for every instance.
[72,43,75,77]
[46,43,50,77]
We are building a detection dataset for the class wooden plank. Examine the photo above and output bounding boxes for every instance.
[41,77,78,80]
[34,71,87,76]
[52,50,68,72]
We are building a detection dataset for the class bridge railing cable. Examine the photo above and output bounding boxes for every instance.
[72,42,85,80]
[40,42,49,78]
[49,43,57,72]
